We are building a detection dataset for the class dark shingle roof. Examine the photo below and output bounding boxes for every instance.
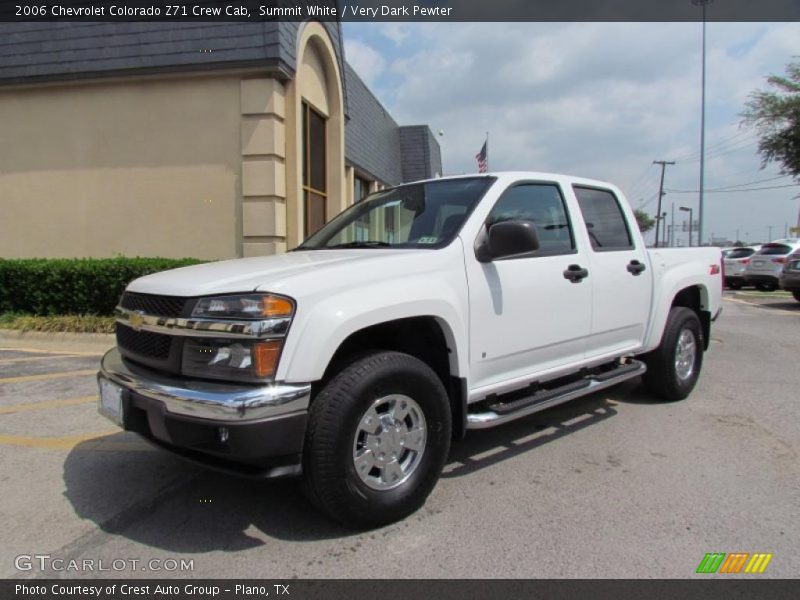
[343,62,402,186]
[0,21,342,84]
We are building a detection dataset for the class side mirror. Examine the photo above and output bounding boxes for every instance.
[476,220,540,262]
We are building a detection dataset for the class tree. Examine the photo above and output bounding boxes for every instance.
[741,60,800,181]
[634,209,656,233]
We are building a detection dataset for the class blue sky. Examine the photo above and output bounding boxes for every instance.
[342,22,800,245]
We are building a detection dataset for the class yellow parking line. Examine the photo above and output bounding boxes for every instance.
[0,346,104,357]
[0,354,84,364]
[0,396,96,415]
[0,369,97,384]
[0,431,117,450]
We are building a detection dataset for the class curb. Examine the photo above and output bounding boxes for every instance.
[0,328,115,354]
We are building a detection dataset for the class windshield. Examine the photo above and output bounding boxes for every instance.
[295,177,495,250]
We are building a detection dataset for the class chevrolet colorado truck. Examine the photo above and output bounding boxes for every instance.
[98,172,722,527]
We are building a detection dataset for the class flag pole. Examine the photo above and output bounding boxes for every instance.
[486,131,489,172]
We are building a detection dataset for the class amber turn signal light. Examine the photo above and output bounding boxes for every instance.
[253,340,282,378]
[262,295,294,318]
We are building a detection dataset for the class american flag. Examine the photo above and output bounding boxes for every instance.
[475,141,488,173]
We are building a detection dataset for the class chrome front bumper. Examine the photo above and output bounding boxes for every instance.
[98,347,311,422]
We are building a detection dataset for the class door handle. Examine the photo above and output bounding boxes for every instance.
[563,264,589,283]
[627,260,646,275]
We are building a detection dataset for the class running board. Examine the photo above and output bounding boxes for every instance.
[466,360,647,430]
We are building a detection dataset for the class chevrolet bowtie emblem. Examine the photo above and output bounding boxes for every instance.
[129,311,145,331]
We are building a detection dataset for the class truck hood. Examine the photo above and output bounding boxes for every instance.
[126,249,431,297]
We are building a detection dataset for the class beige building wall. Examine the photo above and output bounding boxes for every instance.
[0,75,243,260]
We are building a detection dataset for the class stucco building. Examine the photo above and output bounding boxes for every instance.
[0,22,442,259]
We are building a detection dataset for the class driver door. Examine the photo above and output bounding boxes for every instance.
[466,182,593,394]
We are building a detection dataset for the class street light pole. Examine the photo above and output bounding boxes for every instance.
[653,160,676,247]
[680,206,694,246]
[692,0,712,246]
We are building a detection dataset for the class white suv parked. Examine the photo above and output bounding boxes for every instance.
[744,240,800,291]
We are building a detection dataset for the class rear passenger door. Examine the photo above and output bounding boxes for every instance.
[572,186,652,359]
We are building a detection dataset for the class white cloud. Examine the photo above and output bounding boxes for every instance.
[378,24,411,45]
[343,39,386,85]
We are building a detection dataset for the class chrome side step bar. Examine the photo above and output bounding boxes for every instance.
[466,360,647,430]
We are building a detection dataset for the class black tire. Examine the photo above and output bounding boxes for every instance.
[755,283,768,291]
[641,307,704,402]
[726,280,742,290]
[301,351,451,528]
[793,290,800,303]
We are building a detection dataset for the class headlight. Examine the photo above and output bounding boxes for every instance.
[192,293,294,320]
[182,338,283,382]
[183,293,294,382]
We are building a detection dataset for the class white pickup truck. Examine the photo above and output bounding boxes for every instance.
[98,172,722,527]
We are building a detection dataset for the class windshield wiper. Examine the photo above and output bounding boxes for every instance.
[326,241,392,249]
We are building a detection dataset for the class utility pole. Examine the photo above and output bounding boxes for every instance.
[653,160,676,247]
[768,225,774,241]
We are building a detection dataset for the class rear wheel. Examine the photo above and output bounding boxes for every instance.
[301,351,451,528]
[641,307,704,402]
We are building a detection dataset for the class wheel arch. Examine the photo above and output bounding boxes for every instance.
[644,283,712,352]
[314,316,468,440]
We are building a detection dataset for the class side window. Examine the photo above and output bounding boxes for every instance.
[487,183,574,254]
[573,186,633,251]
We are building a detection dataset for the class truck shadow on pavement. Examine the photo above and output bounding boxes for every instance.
[442,381,644,479]
[61,380,645,550]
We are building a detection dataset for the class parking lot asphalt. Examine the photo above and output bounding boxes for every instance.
[1,292,798,579]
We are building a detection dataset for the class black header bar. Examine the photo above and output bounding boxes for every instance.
[3,579,799,600]
[2,0,800,22]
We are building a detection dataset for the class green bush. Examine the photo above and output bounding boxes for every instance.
[0,257,204,316]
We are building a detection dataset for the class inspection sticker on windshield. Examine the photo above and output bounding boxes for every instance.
[417,237,438,244]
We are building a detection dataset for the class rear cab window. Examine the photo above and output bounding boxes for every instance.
[572,186,633,251]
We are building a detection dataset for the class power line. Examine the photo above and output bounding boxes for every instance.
[670,127,755,162]
[665,183,798,194]
[702,174,792,192]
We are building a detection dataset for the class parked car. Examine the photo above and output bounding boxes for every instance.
[779,248,800,302]
[744,240,800,291]
[723,246,760,289]
[97,171,722,527]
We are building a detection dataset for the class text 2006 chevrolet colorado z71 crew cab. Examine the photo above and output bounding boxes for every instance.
[98,172,722,527]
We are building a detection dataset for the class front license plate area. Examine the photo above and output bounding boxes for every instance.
[99,378,125,426]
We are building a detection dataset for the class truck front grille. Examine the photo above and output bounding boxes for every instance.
[120,292,192,318]
[116,323,172,360]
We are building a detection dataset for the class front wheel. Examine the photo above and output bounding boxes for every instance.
[641,307,704,402]
[301,351,451,528]
[793,290,800,303]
